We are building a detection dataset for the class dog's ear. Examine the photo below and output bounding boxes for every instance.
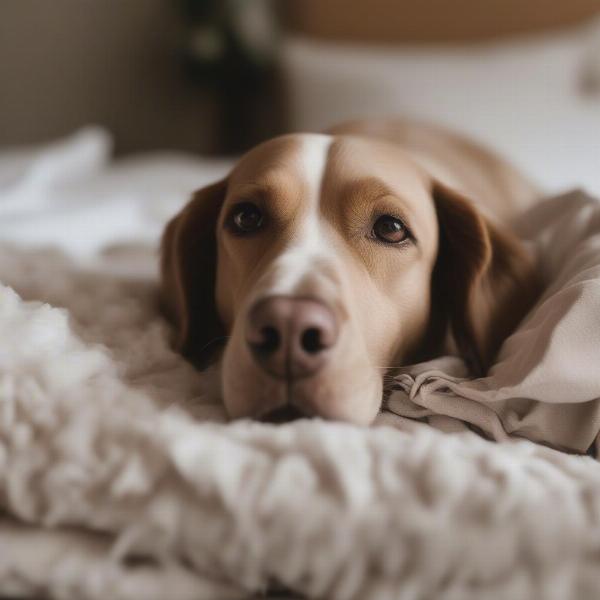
[432,181,538,375]
[160,179,227,366]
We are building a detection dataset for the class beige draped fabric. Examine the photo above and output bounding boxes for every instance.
[386,190,600,455]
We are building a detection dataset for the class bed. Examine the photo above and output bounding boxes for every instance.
[2,22,600,599]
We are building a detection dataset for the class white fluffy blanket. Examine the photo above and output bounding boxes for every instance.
[2,131,600,600]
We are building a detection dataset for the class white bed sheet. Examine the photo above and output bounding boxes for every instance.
[0,128,231,264]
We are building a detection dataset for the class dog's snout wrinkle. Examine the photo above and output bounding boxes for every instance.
[246,296,338,380]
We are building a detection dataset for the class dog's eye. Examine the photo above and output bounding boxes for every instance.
[229,202,264,234]
[372,215,409,244]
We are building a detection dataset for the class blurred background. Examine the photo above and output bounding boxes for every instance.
[1,0,600,192]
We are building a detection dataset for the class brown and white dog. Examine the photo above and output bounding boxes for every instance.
[160,119,540,425]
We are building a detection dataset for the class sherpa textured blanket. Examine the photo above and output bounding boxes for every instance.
[2,131,600,600]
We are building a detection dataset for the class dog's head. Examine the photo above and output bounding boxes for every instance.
[161,134,536,424]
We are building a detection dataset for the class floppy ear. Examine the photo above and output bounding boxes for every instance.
[432,181,538,375]
[160,179,227,366]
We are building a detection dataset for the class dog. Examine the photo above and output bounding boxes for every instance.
[160,119,540,424]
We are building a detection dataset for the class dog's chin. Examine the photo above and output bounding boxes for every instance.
[291,372,383,425]
[220,344,383,425]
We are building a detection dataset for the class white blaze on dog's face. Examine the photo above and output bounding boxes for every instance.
[214,134,439,424]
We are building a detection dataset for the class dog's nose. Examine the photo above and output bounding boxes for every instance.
[246,296,338,379]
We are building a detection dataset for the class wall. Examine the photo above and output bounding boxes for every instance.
[0,0,216,153]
